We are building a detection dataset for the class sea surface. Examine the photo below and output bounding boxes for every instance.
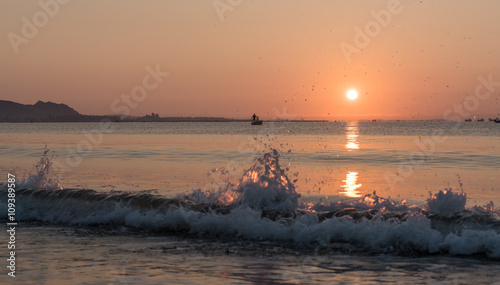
[1,121,500,284]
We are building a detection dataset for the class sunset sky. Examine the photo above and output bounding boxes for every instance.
[2,0,500,120]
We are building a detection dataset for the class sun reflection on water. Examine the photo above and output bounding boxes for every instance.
[340,171,362,198]
[345,121,359,151]
[341,122,362,197]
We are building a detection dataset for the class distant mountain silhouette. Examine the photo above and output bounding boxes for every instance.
[0,100,131,122]
[0,100,87,122]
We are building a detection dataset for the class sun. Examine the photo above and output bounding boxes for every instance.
[347,89,358,100]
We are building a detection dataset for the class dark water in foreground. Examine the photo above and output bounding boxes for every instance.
[4,226,500,284]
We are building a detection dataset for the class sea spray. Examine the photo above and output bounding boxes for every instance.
[426,189,467,214]
[13,147,62,190]
[178,149,300,211]
[232,149,300,211]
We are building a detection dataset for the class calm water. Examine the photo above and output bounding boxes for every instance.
[1,121,500,284]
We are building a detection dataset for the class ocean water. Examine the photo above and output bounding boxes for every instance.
[1,121,500,284]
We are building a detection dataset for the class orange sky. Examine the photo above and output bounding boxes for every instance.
[2,0,500,120]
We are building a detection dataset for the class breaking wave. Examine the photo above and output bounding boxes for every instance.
[1,149,500,258]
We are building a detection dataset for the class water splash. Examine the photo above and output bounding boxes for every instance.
[178,149,300,211]
[471,201,499,216]
[232,149,300,211]
[17,147,62,190]
[425,189,466,214]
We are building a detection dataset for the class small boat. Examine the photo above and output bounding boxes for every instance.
[477,118,484,122]
[464,119,472,122]
[495,118,500,123]
[251,113,263,125]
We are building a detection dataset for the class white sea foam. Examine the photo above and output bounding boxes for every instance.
[11,193,500,258]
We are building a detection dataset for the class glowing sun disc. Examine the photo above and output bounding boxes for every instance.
[347,89,358,100]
